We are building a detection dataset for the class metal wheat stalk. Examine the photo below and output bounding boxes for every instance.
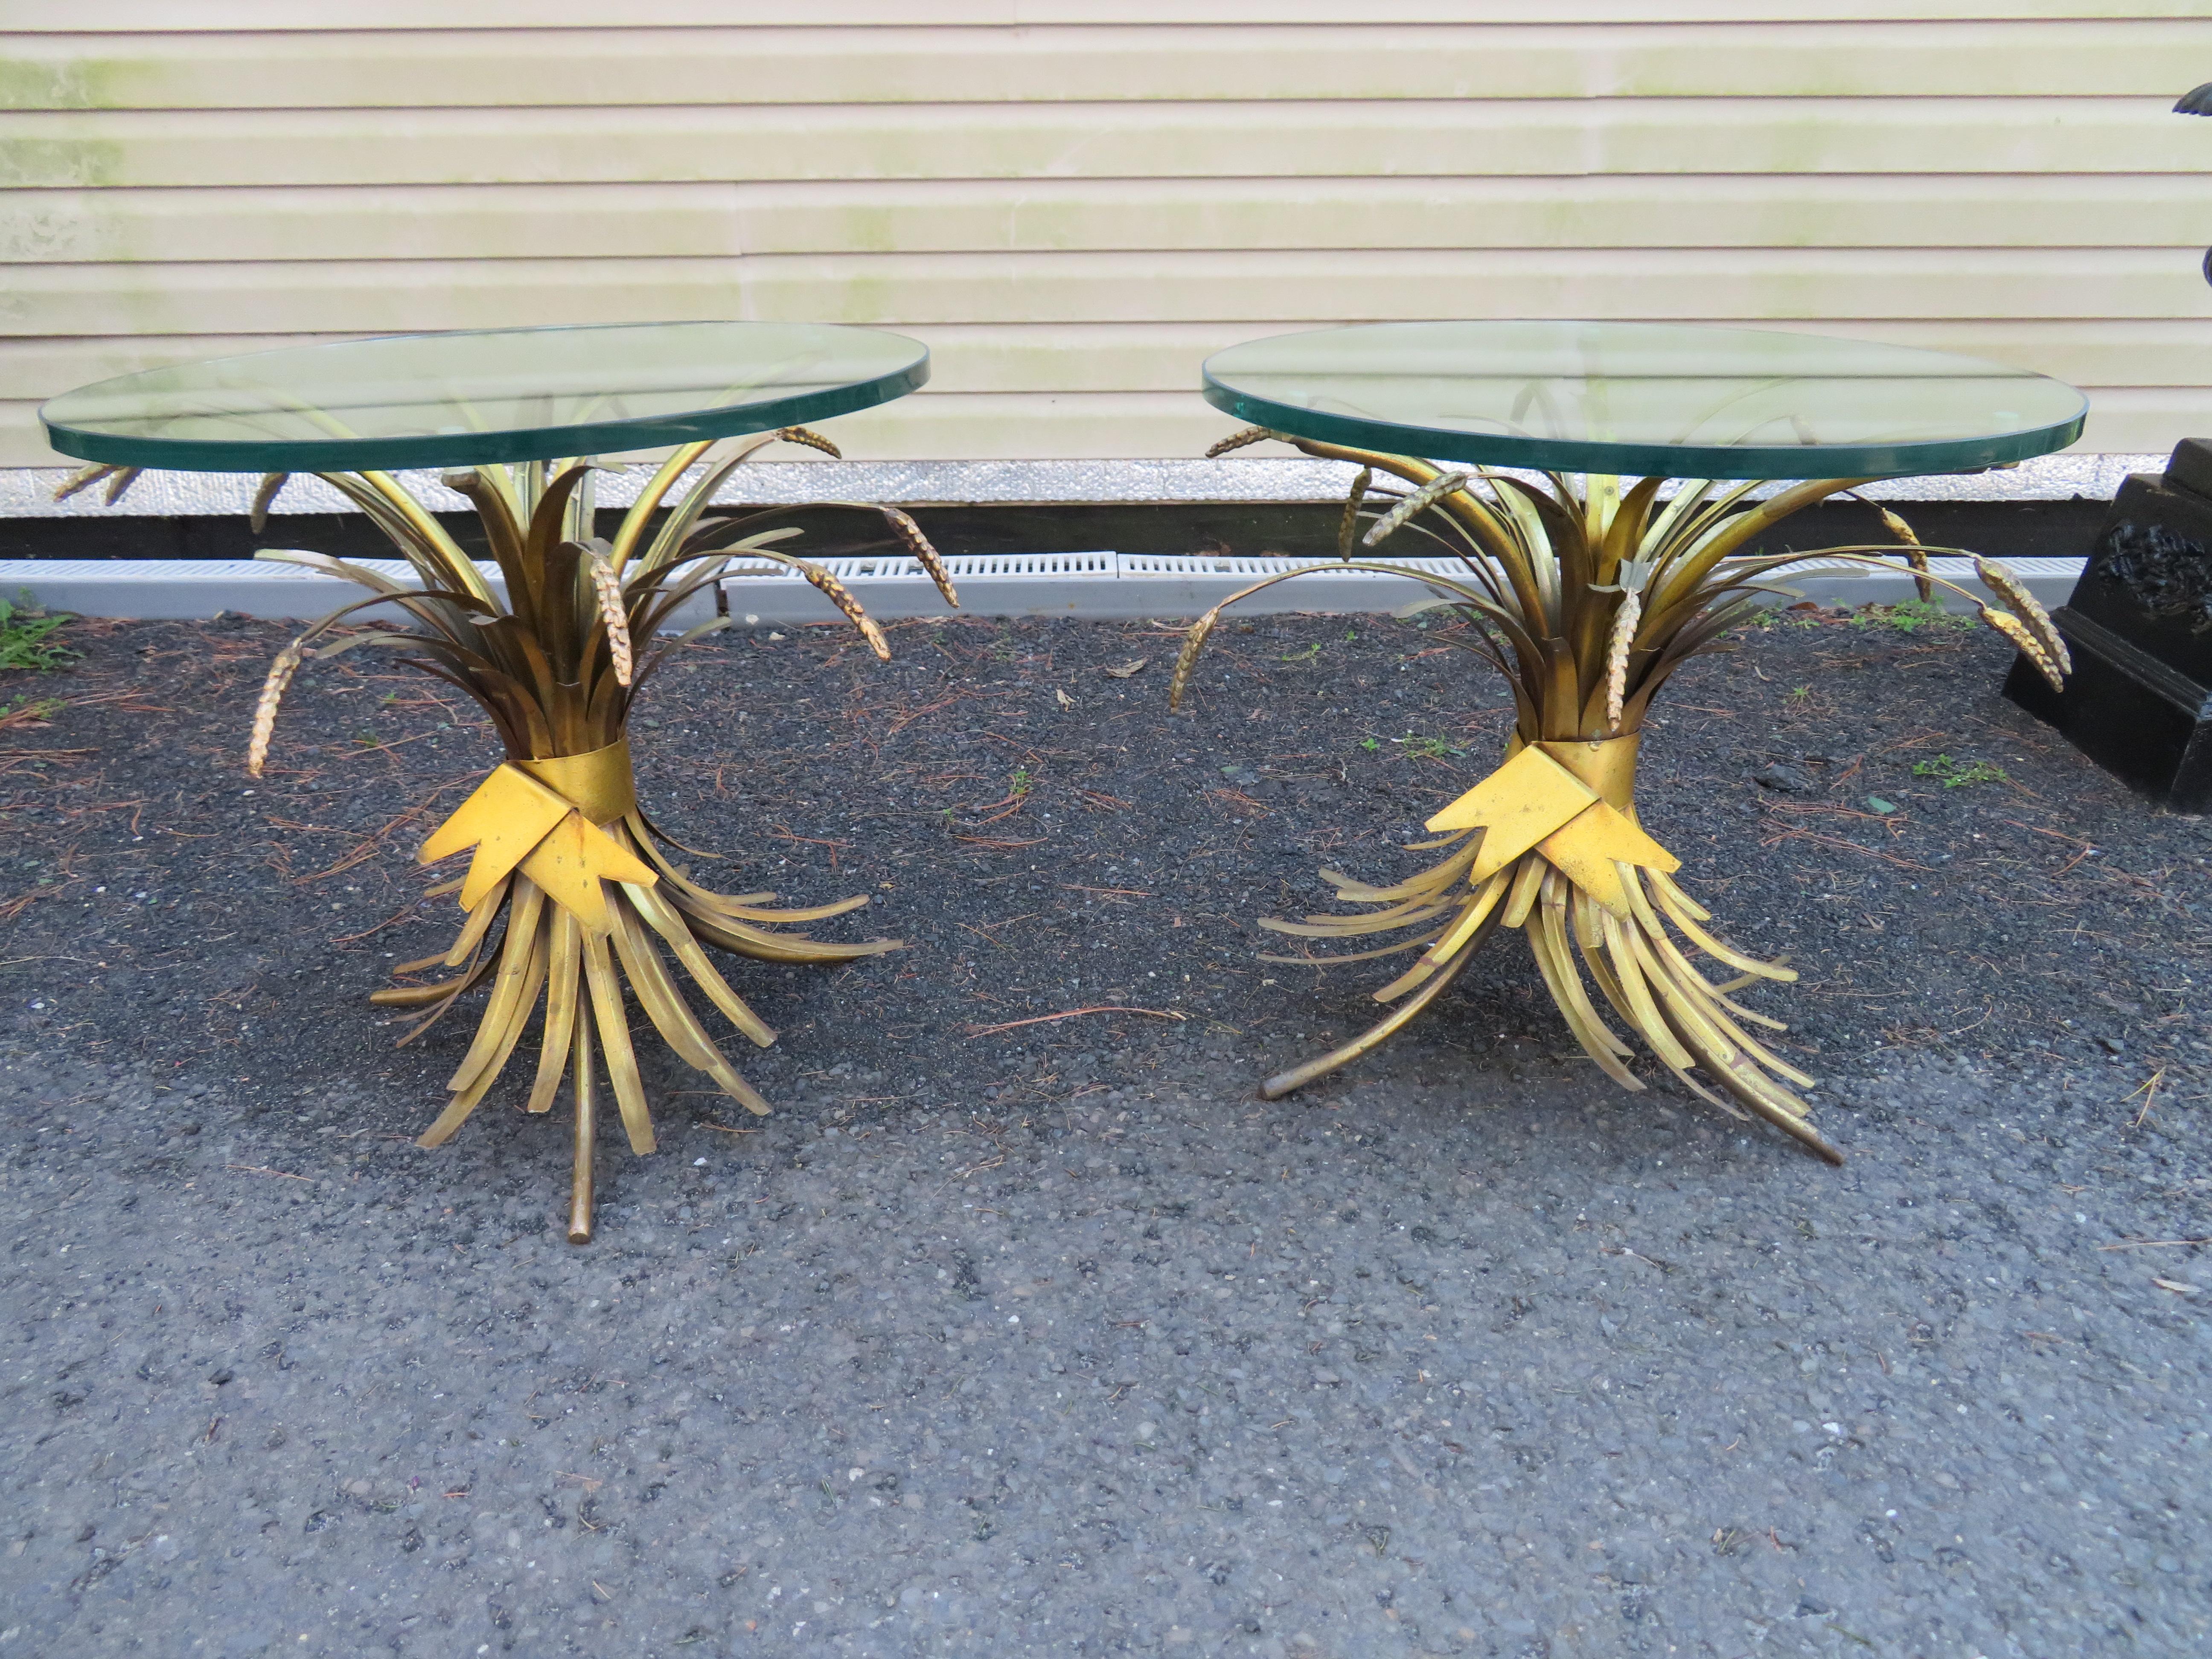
[67,432,959,1240]
[1172,430,2069,1162]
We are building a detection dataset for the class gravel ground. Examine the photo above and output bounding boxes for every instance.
[0,605,2207,1657]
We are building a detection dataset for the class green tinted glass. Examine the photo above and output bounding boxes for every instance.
[41,321,930,473]
[1204,321,2086,480]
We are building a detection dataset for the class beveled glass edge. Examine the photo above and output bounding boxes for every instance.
[40,340,929,474]
[1203,378,2087,482]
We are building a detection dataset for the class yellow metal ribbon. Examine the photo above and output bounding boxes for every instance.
[1424,734,1677,922]
[419,736,655,935]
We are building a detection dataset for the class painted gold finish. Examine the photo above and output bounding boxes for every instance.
[1179,433,2071,1162]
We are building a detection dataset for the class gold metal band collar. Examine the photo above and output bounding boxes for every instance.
[1500,731,1641,811]
[516,736,637,827]
[417,736,655,935]
[1427,730,1671,920]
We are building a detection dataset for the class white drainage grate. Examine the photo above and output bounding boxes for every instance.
[721,550,1117,622]
[736,552,1616,623]
[722,551,2087,623]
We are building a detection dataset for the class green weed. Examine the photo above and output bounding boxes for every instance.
[1395,734,1464,761]
[1911,754,2007,788]
[0,595,79,672]
[1278,642,1322,664]
[1851,600,1972,634]
[1755,606,1823,632]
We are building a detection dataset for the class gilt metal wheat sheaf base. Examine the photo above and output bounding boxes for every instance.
[1173,429,2075,1163]
[62,432,958,1242]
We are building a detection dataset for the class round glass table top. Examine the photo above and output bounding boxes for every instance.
[40,321,930,474]
[1203,321,2087,480]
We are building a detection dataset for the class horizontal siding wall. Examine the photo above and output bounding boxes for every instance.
[4,8,2209,469]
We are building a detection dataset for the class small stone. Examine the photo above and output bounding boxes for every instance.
[1751,761,1814,793]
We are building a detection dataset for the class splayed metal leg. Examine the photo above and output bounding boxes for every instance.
[568,1010,598,1245]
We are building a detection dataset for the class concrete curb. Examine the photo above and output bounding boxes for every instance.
[0,551,2086,626]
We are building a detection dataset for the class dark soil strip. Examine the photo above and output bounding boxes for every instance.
[2,606,2202,1117]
